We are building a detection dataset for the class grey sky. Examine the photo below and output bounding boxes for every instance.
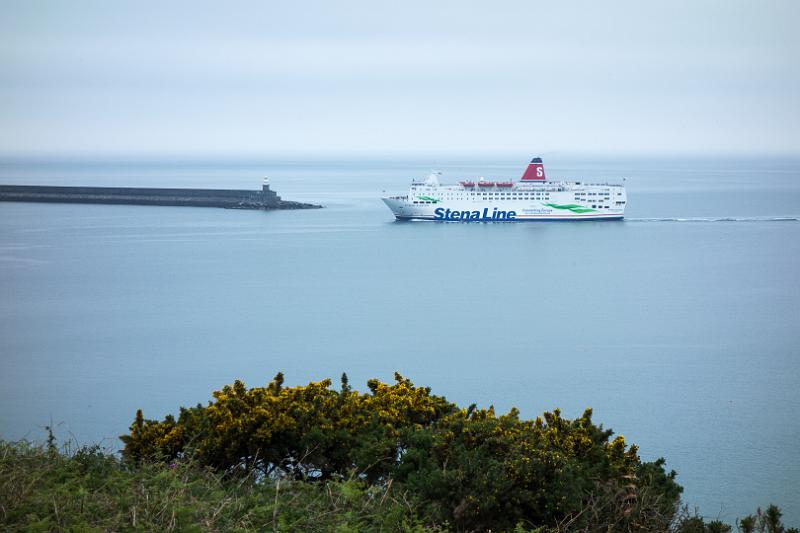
[0,0,798,156]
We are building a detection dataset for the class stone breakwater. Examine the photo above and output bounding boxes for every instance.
[0,182,321,210]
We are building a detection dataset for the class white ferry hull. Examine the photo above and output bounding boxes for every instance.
[382,197,624,221]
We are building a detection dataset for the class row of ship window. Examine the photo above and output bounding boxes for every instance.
[438,194,552,198]
[415,194,552,200]
[448,193,550,196]
[410,201,621,209]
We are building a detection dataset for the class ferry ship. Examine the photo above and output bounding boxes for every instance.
[382,157,626,221]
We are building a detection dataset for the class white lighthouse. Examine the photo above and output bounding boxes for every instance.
[261,176,280,207]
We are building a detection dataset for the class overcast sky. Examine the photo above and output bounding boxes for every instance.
[0,0,798,157]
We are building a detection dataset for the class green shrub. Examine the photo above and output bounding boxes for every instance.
[120,373,684,530]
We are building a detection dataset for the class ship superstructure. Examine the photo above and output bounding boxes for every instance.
[381,157,626,221]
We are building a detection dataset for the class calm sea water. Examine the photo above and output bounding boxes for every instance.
[1,156,799,524]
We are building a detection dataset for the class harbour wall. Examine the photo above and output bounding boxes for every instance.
[0,183,321,210]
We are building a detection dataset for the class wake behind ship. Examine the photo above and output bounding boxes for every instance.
[382,157,626,221]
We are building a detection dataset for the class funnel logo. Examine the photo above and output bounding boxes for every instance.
[521,157,546,181]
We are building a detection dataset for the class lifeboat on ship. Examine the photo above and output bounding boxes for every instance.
[460,180,475,188]
[477,181,495,187]
[496,181,513,188]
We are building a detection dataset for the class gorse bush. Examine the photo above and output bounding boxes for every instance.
[120,372,683,531]
[121,372,456,481]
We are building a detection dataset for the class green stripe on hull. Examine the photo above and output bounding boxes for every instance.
[542,203,596,213]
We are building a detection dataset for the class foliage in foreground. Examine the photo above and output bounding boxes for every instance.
[0,439,430,532]
[2,373,795,532]
[0,439,796,532]
[121,372,681,531]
